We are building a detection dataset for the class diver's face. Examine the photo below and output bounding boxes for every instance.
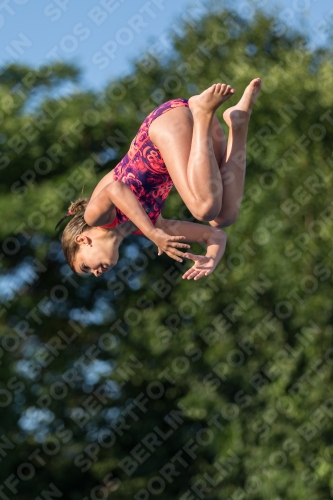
[74,239,119,277]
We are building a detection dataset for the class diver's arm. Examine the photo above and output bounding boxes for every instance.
[85,182,190,261]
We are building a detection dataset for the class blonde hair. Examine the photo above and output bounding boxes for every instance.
[61,197,91,270]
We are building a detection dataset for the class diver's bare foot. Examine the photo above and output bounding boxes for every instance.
[189,83,236,118]
[223,78,261,129]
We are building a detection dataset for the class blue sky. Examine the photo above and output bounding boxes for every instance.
[0,0,332,90]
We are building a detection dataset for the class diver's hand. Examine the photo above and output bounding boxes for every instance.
[150,228,190,262]
[182,253,217,280]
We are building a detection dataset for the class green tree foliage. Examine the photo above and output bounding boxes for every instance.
[1,4,333,499]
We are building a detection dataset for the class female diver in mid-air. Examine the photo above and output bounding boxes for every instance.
[56,78,261,280]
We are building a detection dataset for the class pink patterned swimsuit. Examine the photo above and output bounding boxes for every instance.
[101,98,189,234]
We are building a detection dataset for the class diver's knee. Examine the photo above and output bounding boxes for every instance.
[192,202,221,222]
[213,210,239,228]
